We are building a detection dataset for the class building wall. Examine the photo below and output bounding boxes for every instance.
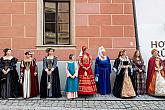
[0,0,136,61]
[0,0,37,60]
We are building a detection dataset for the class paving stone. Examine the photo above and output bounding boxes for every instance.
[12,103,18,106]
[0,95,164,109]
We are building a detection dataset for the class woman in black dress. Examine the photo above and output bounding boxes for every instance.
[112,50,136,98]
[0,48,19,98]
[40,48,62,98]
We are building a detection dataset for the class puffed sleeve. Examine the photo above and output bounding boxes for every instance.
[128,58,133,75]
[9,57,18,70]
[50,56,57,72]
[66,62,71,77]
[43,57,47,70]
[113,58,119,73]
[0,57,4,72]
[74,62,78,77]
[33,58,38,73]
[78,57,83,68]
[52,57,57,69]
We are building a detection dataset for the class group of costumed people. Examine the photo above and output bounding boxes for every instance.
[113,48,165,98]
[0,46,164,99]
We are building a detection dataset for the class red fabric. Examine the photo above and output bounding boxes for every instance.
[30,60,39,97]
[146,57,164,93]
[78,53,97,94]
[146,57,155,92]
[20,59,39,97]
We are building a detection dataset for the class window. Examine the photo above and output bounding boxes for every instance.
[43,0,70,45]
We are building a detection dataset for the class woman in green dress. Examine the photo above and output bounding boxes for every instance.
[65,54,79,99]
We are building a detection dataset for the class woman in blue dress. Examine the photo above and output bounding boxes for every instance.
[65,54,79,99]
[95,46,111,95]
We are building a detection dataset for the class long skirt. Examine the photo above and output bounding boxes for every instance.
[23,69,31,98]
[0,69,19,98]
[97,67,111,95]
[148,70,165,96]
[65,77,78,99]
[113,69,136,98]
[78,67,97,95]
[133,71,146,95]
[121,70,136,98]
[40,67,62,98]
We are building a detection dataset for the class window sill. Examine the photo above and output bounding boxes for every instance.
[36,45,76,49]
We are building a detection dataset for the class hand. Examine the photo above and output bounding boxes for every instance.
[125,65,129,68]
[34,72,37,76]
[51,68,54,72]
[155,67,158,71]
[121,65,125,68]
[2,69,7,75]
[20,78,22,84]
[7,68,10,73]
[71,76,74,79]
[83,66,88,71]
[73,75,77,78]
[85,67,90,71]
[21,72,24,76]
[2,69,5,73]
[160,66,163,70]
[45,69,48,73]
[139,69,142,72]
[4,71,7,75]
[83,67,86,70]
[47,71,52,75]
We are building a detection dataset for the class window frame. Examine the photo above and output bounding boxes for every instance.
[43,0,71,45]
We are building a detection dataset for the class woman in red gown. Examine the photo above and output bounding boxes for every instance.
[20,51,39,98]
[147,49,165,96]
[78,46,97,95]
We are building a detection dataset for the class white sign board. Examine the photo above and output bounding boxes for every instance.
[135,0,165,66]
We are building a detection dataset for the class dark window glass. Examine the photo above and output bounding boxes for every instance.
[44,1,70,45]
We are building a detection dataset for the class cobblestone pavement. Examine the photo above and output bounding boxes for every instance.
[0,94,165,110]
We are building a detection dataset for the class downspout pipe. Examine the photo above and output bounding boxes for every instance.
[132,0,140,50]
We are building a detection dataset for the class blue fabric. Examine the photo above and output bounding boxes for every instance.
[95,57,111,95]
[65,62,79,92]
[68,62,75,75]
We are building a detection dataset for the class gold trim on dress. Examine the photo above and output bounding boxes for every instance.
[121,69,136,97]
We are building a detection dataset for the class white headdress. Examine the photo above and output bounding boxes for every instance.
[79,49,83,57]
[98,46,106,60]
